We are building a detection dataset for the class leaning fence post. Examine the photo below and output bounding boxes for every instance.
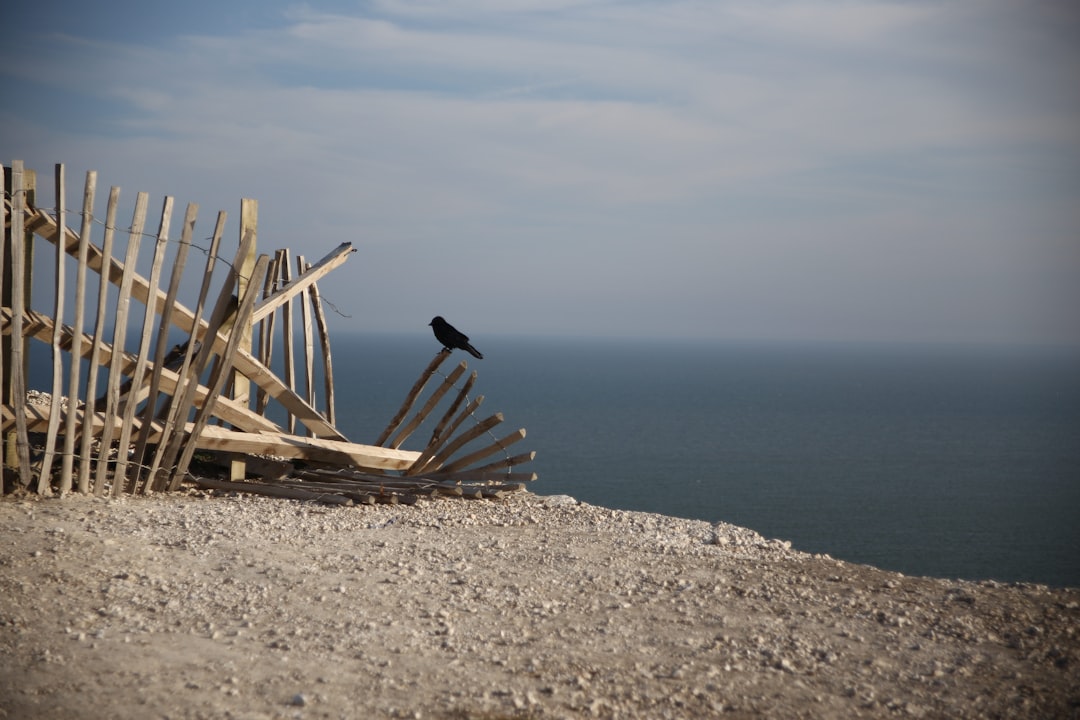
[230,199,257,482]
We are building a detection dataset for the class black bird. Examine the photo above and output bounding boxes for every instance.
[429,316,483,359]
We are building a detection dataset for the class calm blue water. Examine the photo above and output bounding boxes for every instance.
[331,333,1080,588]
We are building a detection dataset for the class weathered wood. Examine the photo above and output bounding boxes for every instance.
[428,370,477,447]
[251,242,354,324]
[62,169,96,493]
[279,251,296,434]
[376,349,452,447]
[0,167,6,479]
[254,250,280,415]
[434,428,526,476]
[306,267,336,426]
[26,206,347,440]
[230,199,257,481]
[418,412,504,474]
[5,161,31,486]
[297,254,316,436]
[83,186,120,495]
[38,164,67,493]
[103,191,151,496]
[405,392,484,476]
[437,453,537,480]
[146,211,225,492]
[171,250,269,487]
[132,201,195,490]
[389,361,468,450]
[116,196,172,491]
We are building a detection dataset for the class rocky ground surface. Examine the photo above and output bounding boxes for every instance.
[1,490,1078,719]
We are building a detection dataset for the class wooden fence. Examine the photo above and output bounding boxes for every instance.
[2,161,535,504]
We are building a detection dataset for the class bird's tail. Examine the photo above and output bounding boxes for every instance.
[464,343,483,360]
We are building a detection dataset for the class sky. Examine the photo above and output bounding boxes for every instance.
[2,0,1079,346]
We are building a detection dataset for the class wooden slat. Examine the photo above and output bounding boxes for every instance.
[405,391,483,476]
[131,201,195,488]
[254,250,280,415]
[418,412,504,474]
[169,238,267,488]
[298,254,315,436]
[115,196,172,491]
[439,452,537,479]
[83,186,120,495]
[26,206,347,440]
[146,211,225,491]
[7,161,32,487]
[376,349,452,447]
[102,193,149,494]
[428,369,477,447]
[279,250,296,434]
[434,429,527,475]
[251,242,354,324]
[188,476,354,505]
[306,268,336,426]
[61,169,96,493]
[38,164,67,493]
[388,361,467,450]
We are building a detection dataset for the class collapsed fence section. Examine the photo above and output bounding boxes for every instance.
[2,161,535,503]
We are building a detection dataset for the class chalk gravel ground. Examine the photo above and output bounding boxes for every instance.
[1,491,1077,719]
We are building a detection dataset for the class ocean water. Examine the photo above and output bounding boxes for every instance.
[331,333,1080,588]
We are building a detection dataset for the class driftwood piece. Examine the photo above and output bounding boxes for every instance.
[61,169,95,493]
[376,350,452,447]
[297,254,316,434]
[279,250,296,434]
[255,251,280,415]
[388,361,467,450]
[83,186,120,494]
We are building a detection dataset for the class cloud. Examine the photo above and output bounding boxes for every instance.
[2,0,1078,344]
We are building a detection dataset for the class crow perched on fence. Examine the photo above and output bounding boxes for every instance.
[429,316,483,359]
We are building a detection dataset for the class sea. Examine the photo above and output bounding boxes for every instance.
[330,333,1080,589]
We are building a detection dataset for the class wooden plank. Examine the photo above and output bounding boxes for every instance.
[419,412,504,474]
[145,211,226,492]
[131,201,195,489]
[438,452,537,480]
[434,429,527,475]
[405,391,483,476]
[230,199,257,481]
[38,164,68,493]
[115,196,172,491]
[254,250,280,415]
[428,370,477,447]
[376,349,452,447]
[188,424,420,470]
[0,167,6,480]
[388,361,467,450]
[26,207,348,440]
[6,161,32,487]
[251,242,354,324]
[97,192,148,496]
[279,251,296,434]
[170,246,268,488]
[61,169,96,493]
[297,254,315,436]
[306,270,335,426]
[84,186,121,495]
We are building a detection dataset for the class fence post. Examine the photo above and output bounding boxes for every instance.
[230,199,257,481]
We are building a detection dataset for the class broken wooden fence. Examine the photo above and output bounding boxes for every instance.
[1,161,535,504]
